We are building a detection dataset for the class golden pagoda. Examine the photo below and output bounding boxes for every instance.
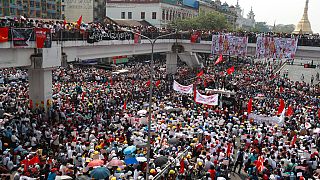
[293,0,313,34]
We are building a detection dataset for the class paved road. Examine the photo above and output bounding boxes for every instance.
[280,64,320,84]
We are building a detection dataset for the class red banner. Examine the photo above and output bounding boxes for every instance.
[0,27,9,43]
[35,28,51,48]
[134,32,141,44]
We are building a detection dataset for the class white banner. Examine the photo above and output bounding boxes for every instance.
[195,90,219,106]
[173,81,193,94]
[248,113,284,126]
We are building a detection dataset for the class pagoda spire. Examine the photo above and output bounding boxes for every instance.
[293,0,313,34]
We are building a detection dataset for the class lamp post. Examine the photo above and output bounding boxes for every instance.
[121,29,178,180]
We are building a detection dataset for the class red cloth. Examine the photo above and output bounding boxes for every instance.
[277,99,285,115]
[214,54,223,65]
[179,159,185,174]
[208,169,216,179]
[123,101,127,110]
[226,143,232,157]
[247,98,253,114]
[286,105,293,116]
[77,15,82,27]
[155,80,161,87]
[197,70,204,77]
[0,27,9,43]
[279,86,284,93]
[227,66,235,75]
[255,156,264,172]
[145,80,151,87]
[291,135,297,146]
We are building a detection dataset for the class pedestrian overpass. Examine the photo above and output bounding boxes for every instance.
[0,39,320,107]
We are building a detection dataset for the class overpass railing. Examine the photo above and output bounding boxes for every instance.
[2,27,320,47]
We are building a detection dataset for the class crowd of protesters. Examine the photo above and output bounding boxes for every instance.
[1,16,320,46]
[0,52,319,180]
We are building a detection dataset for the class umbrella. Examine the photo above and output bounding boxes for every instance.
[123,146,137,155]
[168,138,180,145]
[108,159,124,167]
[55,176,73,180]
[154,156,168,167]
[137,110,147,115]
[124,157,139,165]
[87,159,104,167]
[90,167,110,179]
[136,157,147,162]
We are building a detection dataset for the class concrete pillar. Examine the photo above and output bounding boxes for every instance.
[29,68,53,108]
[28,46,61,109]
[166,53,177,75]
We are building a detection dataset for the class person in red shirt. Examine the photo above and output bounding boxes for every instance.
[208,165,216,179]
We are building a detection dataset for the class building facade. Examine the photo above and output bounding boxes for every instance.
[0,0,61,19]
[106,0,198,28]
[61,0,93,23]
[234,0,255,30]
[198,0,237,29]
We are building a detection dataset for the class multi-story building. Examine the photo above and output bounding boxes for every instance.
[106,0,199,28]
[61,0,93,23]
[233,0,255,30]
[0,0,62,19]
[198,0,237,30]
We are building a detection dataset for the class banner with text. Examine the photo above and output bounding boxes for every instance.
[256,36,298,59]
[87,30,132,43]
[195,90,219,106]
[173,81,193,94]
[0,27,9,43]
[35,28,52,48]
[211,34,248,56]
[12,28,33,47]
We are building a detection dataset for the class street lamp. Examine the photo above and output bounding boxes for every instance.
[121,28,179,180]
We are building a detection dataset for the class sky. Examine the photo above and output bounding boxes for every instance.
[224,0,320,33]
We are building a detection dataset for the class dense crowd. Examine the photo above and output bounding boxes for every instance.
[0,53,319,180]
[1,17,320,46]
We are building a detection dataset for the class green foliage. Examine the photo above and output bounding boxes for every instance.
[252,22,270,32]
[273,24,295,33]
[170,12,231,31]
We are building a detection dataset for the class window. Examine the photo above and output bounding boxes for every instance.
[128,12,132,19]
[121,12,125,19]
[141,12,145,19]
[162,10,165,20]
[152,12,156,19]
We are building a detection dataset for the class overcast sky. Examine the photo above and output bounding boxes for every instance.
[224,0,319,33]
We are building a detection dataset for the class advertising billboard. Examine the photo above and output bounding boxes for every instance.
[183,0,199,9]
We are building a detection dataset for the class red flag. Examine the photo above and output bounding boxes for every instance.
[123,101,127,110]
[277,99,285,115]
[23,159,28,172]
[63,19,67,26]
[291,135,297,146]
[214,54,223,65]
[29,156,40,165]
[155,80,161,87]
[190,32,200,43]
[256,156,264,172]
[286,105,293,117]
[226,143,232,157]
[197,70,204,77]
[318,109,320,119]
[179,158,185,174]
[145,80,151,87]
[0,27,9,43]
[279,86,284,93]
[227,66,235,75]
[77,15,82,27]
[247,98,253,114]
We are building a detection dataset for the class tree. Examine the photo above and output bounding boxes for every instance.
[273,24,295,33]
[253,22,270,32]
[170,12,231,31]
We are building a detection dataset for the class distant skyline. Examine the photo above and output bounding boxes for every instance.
[224,0,320,33]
